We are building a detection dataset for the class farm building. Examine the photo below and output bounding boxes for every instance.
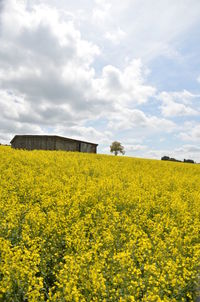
[10,135,98,153]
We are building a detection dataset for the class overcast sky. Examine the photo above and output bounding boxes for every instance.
[0,0,200,161]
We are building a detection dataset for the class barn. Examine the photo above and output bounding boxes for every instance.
[10,135,98,153]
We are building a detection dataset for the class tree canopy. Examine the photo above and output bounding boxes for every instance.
[110,141,125,156]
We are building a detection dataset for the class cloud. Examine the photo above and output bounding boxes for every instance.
[180,124,200,142]
[0,0,5,28]
[1,0,168,145]
[176,145,200,153]
[124,144,147,152]
[107,106,176,132]
[92,0,111,24]
[158,91,199,117]
[14,0,200,66]
[53,124,112,145]
[93,59,156,105]
[0,0,4,12]
[89,0,200,63]
[0,1,100,106]
[0,1,101,131]
[0,0,199,160]
[105,28,126,44]
[146,144,200,162]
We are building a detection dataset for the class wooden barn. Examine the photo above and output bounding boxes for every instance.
[10,135,98,153]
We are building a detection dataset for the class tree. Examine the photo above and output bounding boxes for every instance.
[110,141,125,156]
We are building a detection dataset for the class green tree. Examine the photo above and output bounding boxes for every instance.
[110,141,125,156]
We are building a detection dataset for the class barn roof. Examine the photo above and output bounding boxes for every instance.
[10,135,98,146]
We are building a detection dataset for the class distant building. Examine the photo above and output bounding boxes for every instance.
[161,155,195,164]
[10,135,98,153]
[184,159,195,164]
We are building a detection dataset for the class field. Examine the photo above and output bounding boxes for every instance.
[0,146,199,302]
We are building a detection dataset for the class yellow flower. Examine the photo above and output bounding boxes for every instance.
[0,146,199,301]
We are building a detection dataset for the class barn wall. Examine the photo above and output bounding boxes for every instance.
[80,143,91,153]
[90,145,97,153]
[55,138,78,151]
[12,137,26,149]
[80,143,97,153]
[12,136,97,153]
[12,136,55,150]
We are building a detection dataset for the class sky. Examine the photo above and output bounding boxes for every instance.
[0,0,200,161]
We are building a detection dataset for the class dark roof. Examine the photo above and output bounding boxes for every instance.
[10,135,98,146]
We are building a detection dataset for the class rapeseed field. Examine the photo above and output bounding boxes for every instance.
[0,146,199,302]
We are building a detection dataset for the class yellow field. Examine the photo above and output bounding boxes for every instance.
[0,146,199,302]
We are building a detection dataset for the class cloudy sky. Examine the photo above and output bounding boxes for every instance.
[0,0,200,161]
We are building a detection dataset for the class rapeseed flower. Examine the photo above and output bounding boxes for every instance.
[0,146,199,301]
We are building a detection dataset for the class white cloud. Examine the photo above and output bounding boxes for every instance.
[0,21,100,112]
[0,90,43,144]
[89,0,200,63]
[105,28,126,44]
[0,1,100,109]
[107,106,176,132]
[0,0,165,146]
[53,125,112,145]
[93,59,156,105]
[124,144,147,152]
[158,91,199,117]
[92,0,111,24]
[147,144,200,162]
[161,101,198,117]
[180,124,200,142]
[0,0,200,160]
[20,0,200,65]
[176,145,200,153]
